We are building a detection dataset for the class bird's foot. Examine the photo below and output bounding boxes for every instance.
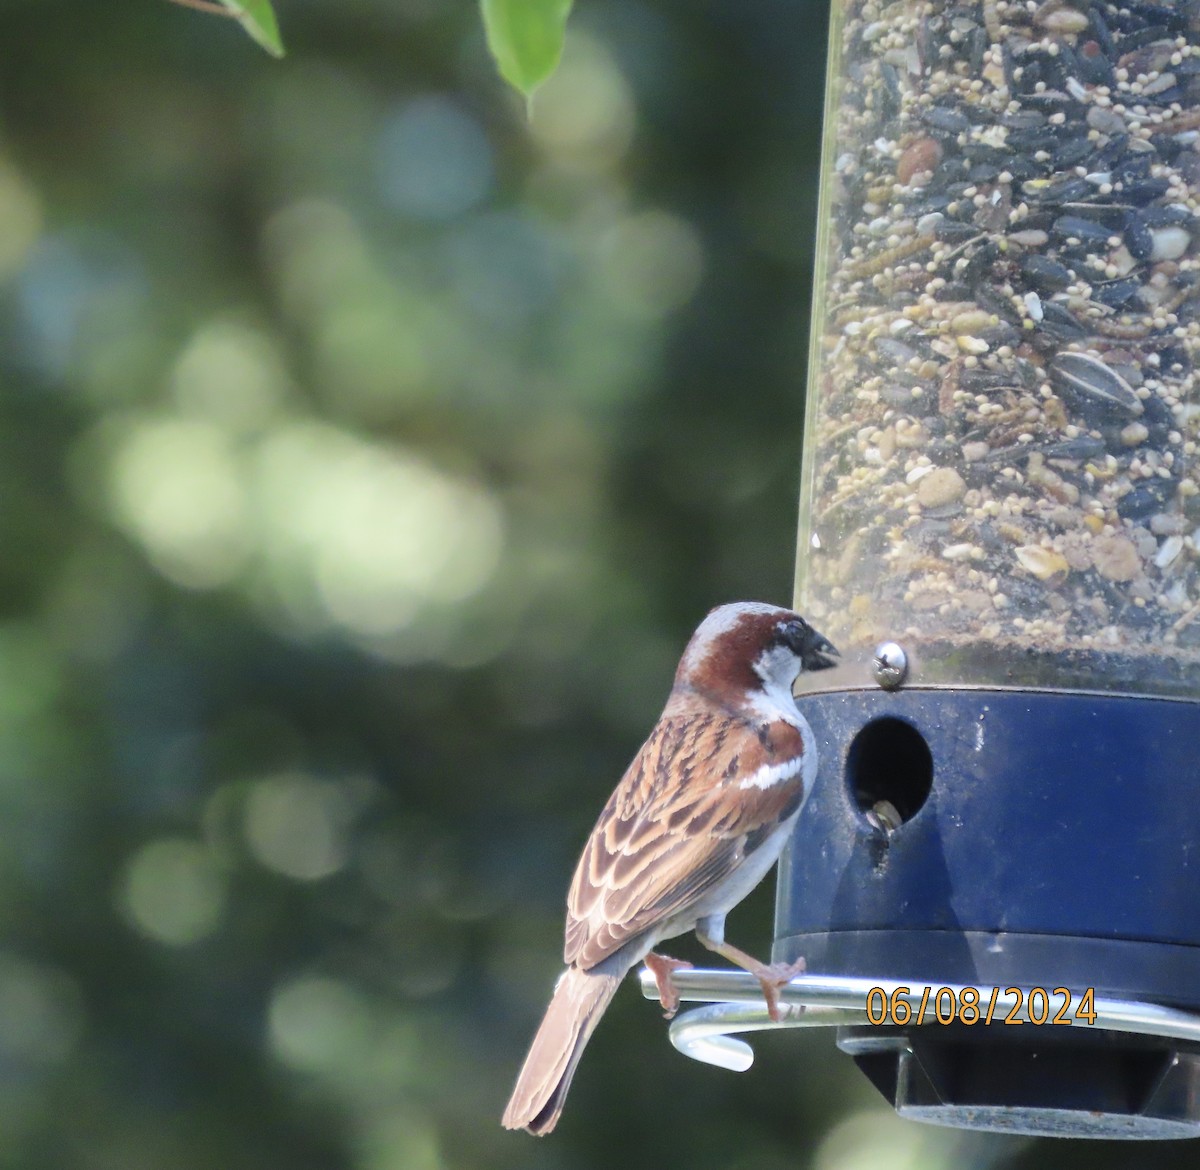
[643,952,694,1019]
[756,956,806,1023]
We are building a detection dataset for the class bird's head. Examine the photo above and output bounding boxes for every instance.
[675,602,838,702]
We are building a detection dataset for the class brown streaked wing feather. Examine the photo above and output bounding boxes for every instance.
[563,712,806,970]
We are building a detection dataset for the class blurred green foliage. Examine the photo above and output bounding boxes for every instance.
[0,2,1192,1169]
[204,0,285,57]
[481,0,574,100]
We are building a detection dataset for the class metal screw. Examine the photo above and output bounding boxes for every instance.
[872,641,908,690]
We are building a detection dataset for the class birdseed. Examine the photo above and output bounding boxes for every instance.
[798,0,1200,695]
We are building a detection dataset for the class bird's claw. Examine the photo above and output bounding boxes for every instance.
[757,956,806,1023]
[643,953,694,1019]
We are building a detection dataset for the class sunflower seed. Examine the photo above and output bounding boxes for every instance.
[1049,352,1144,421]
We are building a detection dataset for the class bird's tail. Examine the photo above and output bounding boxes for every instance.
[501,966,622,1135]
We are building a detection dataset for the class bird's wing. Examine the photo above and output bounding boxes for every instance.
[563,710,807,970]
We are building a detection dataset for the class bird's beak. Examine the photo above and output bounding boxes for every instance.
[800,631,839,672]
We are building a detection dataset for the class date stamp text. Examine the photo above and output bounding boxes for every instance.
[865,985,1098,1026]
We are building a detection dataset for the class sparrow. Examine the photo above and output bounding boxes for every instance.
[501,601,837,1135]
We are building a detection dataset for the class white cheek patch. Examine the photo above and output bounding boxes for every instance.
[753,644,801,685]
[745,684,804,730]
[738,757,803,790]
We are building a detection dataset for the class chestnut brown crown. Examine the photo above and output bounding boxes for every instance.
[675,602,838,701]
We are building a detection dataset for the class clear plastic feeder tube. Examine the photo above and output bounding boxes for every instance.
[796,0,1200,696]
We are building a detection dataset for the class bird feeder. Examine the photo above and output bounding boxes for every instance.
[648,0,1200,1138]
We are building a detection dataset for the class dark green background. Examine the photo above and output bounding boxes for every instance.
[0,1,1188,1167]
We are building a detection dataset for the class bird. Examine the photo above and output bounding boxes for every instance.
[501,601,838,1135]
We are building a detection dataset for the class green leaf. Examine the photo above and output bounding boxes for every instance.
[480,0,573,99]
[220,0,285,58]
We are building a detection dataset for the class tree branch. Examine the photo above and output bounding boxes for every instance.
[165,0,239,18]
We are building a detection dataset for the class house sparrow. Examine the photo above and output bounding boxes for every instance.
[502,601,837,1135]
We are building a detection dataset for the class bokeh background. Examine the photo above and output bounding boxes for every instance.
[0,1,1192,1168]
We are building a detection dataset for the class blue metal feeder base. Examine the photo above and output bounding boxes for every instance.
[774,687,1200,1138]
[839,1025,1200,1139]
